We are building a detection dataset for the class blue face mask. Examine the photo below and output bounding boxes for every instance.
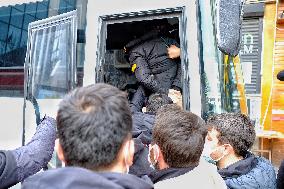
[203,155,217,165]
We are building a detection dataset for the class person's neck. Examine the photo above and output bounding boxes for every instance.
[158,160,169,170]
[217,154,243,169]
[95,163,126,174]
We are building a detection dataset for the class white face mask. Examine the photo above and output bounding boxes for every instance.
[203,140,225,164]
[148,144,159,169]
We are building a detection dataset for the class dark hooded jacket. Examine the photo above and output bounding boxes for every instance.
[218,152,276,189]
[0,117,56,188]
[148,167,195,184]
[127,33,181,110]
[132,112,155,145]
[21,167,154,189]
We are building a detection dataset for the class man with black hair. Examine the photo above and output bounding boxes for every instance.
[0,117,56,188]
[204,113,276,189]
[22,83,153,189]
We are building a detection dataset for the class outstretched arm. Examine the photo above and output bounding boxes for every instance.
[0,117,56,188]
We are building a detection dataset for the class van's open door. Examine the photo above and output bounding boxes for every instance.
[23,10,77,168]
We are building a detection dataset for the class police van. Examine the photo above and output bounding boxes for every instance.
[0,0,246,180]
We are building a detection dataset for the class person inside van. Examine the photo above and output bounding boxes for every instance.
[22,83,153,189]
[0,116,56,188]
[204,113,277,189]
[125,19,182,113]
[132,92,173,145]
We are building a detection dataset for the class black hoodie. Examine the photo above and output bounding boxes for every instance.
[21,167,154,189]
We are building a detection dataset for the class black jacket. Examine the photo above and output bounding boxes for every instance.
[129,139,153,177]
[128,36,181,94]
[132,112,155,145]
[277,160,284,189]
[22,167,154,189]
[148,167,195,184]
[0,117,56,188]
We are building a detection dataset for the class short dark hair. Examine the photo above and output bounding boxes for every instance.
[146,93,173,114]
[56,83,132,169]
[206,113,256,157]
[153,104,207,168]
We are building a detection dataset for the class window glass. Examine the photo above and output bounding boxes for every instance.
[59,0,77,14]
[25,3,37,17]
[20,30,28,47]
[0,7,11,23]
[14,4,25,12]
[10,8,24,28]
[23,14,35,30]
[29,23,73,99]
[0,22,8,41]
[36,3,48,19]
[6,25,22,53]
[0,41,6,58]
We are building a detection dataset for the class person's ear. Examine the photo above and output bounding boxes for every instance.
[124,139,135,167]
[156,145,162,162]
[55,139,66,164]
[223,144,234,156]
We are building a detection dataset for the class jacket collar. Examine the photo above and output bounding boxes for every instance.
[218,152,258,179]
[148,166,196,183]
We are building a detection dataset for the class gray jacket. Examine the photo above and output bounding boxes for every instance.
[0,117,56,188]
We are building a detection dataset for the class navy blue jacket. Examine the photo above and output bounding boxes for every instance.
[0,117,56,188]
[22,167,154,189]
[218,153,276,189]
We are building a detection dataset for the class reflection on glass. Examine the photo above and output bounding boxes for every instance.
[10,8,24,28]
[0,7,11,23]
[30,23,72,99]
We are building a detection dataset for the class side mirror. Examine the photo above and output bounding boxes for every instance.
[216,0,243,56]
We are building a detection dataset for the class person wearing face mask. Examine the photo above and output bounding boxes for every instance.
[204,113,276,189]
[21,84,153,189]
[142,104,226,188]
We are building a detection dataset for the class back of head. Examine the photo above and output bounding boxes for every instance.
[153,104,207,167]
[56,83,132,169]
[206,113,256,157]
[146,93,173,114]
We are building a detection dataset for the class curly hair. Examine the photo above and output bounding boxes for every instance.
[207,113,256,157]
[153,104,207,168]
[146,93,173,114]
